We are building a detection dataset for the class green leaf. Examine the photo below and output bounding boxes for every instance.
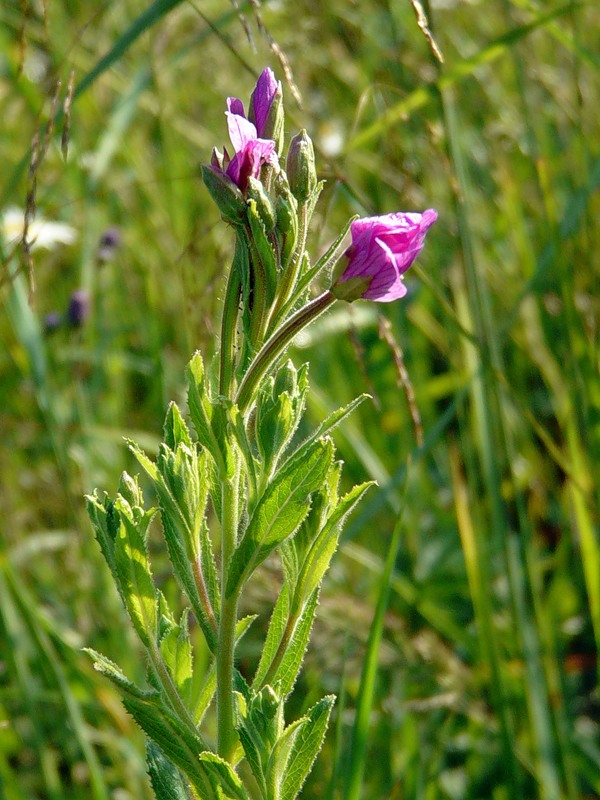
[118,470,145,507]
[146,741,193,800]
[159,610,193,707]
[201,521,221,620]
[255,360,309,482]
[257,390,295,474]
[198,752,249,800]
[277,696,335,800]
[159,507,218,652]
[128,440,160,481]
[84,648,157,699]
[284,395,369,476]
[234,686,283,797]
[293,482,374,613]
[211,402,236,480]
[86,490,119,583]
[187,352,230,477]
[193,663,216,727]
[265,589,320,698]
[123,694,210,797]
[226,438,334,597]
[229,404,258,507]
[253,587,290,690]
[113,496,157,648]
[157,442,209,560]
[164,401,193,450]
[130,441,218,651]
[286,460,343,574]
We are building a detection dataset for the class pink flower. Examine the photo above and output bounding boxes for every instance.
[222,110,277,193]
[334,210,437,302]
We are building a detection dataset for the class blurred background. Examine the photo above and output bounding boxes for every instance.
[0,1,598,798]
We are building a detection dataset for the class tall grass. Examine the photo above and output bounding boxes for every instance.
[1,1,598,798]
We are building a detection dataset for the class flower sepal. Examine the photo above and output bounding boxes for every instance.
[201,165,247,225]
[330,274,372,303]
[246,177,276,232]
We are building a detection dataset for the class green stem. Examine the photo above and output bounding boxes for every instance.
[217,474,239,760]
[148,643,205,742]
[268,201,309,327]
[219,243,243,398]
[192,555,218,640]
[247,224,268,350]
[236,290,336,414]
[258,613,297,689]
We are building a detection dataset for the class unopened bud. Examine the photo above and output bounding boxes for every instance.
[286,130,317,203]
[273,360,297,397]
[249,70,284,156]
[202,164,247,225]
[246,177,276,231]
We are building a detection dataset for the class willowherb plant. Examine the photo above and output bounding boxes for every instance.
[86,68,436,800]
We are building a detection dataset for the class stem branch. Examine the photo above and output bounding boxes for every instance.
[236,290,336,413]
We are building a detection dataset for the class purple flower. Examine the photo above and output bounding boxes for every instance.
[67,289,89,327]
[97,226,121,262]
[222,110,277,193]
[43,311,62,334]
[334,210,437,303]
[203,69,282,207]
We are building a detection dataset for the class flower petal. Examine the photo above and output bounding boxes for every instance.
[251,68,279,137]
[226,113,257,152]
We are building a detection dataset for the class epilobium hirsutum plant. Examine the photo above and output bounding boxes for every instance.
[86,68,436,800]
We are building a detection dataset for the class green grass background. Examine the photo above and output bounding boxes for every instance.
[0,1,598,798]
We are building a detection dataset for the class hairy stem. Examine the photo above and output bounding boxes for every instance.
[192,555,218,641]
[216,474,239,760]
[236,290,336,414]
[268,201,309,327]
[219,250,242,398]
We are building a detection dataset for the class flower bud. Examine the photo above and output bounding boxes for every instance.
[286,130,317,203]
[246,177,276,232]
[273,359,297,398]
[201,164,247,225]
[275,194,298,266]
[249,69,284,156]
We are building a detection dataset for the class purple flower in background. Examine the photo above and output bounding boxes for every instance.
[43,311,62,334]
[97,226,121,262]
[334,210,437,302]
[67,289,90,327]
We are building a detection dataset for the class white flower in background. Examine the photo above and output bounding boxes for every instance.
[1,207,77,251]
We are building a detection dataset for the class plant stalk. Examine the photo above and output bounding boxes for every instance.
[236,290,336,413]
[216,473,239,760]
